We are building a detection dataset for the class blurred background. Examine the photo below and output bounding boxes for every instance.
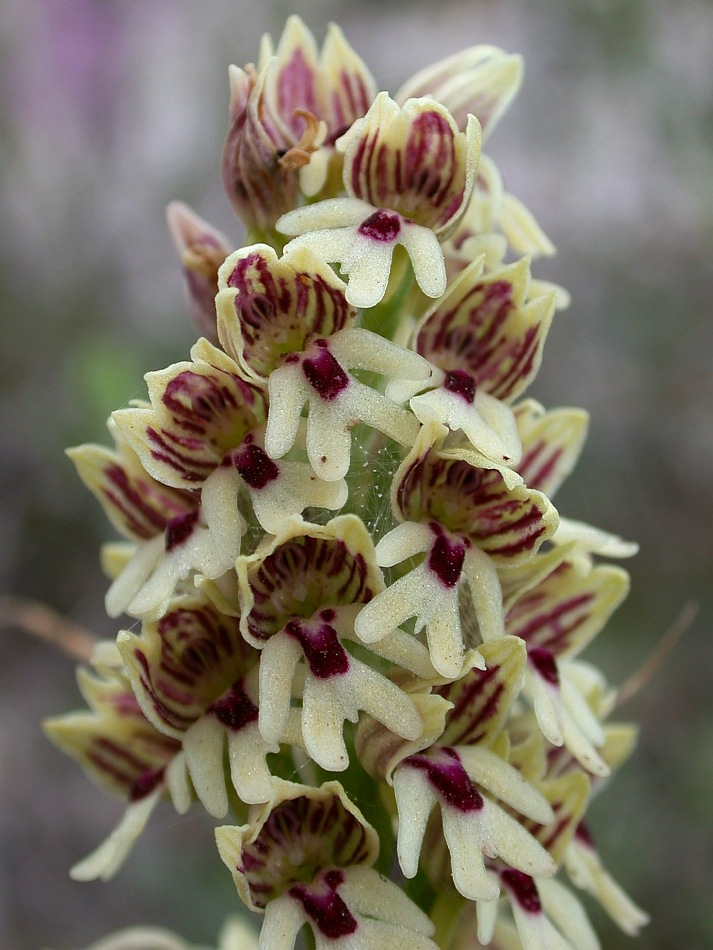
[1,0,711,947]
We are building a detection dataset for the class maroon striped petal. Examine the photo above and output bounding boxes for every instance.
[339,92,479,234]
[68,434,197,543]
[215,779,378,910]
[118,594,256,737]
[394,424,559,563]
[265,15,320,140]
[437,636,526,748]
[216,243,355,380]
[523,771,591,864]
[237,516,382,646]
[166,202,230,343]
[222,63,298,232]
[44,667,180,801]
[505,561,630,659]
[514,400,589,497]
[113,340,266,489]
[317,23,376,141]
[395,45,523,139]
[414,258,555,403]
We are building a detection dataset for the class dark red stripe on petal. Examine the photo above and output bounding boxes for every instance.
[501,869,541,913]
[289,871,358,939]
[406,747,484,813]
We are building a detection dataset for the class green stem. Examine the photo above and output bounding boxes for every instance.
[403,868,438,916]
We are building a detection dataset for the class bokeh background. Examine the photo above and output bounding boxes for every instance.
[1,0,711,947]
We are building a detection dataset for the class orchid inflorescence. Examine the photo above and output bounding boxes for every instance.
[47,17,649,950]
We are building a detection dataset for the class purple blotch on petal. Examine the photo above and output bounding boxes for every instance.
[233,442,280,490]
[443,369,477,404]
[357,209,401,242]
[406,747,484,813]
[285,619,350,679]
[165,510,199,551]
[208,680,260,731]
[302,342,349,401]
[528,646,559,686]
[427,522,468,588]
[501,868,542,913]
[289,869,358,939]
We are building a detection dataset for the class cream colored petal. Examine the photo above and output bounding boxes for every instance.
[456,746,554,824]
[373,521,432,567]
[182,715,229,818]
[305,401,353,481]
[105,535,164,618]
[70,788,162,882]
[228,723,275,804]
[441,808,499,901]
[399,222,447,298]
[485,802,557,878]
[259,896,305,950]
[537,877,601,950]
[302,675,351,770]
[393,767,436,878]
[277,196,374,234]
[258,635,302,744]
[265,363,307,460]
[331,327,431,381]
[461,544,505,644]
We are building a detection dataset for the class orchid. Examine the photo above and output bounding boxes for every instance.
[46,16,647,950]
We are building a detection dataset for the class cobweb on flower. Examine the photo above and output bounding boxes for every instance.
[341,426,401,543]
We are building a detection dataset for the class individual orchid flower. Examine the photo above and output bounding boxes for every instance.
[565,823,650,937]
[388,256,556,464]
[215,243,358,383]
[355,637,523,785]
[355,422,559,678]
[223,17,376,232]
[393,744,556,903]
[236,516,433,771]
[68,422,238,621]
[117,593,281,815]
[504,556,630,774]
[257,16,377,198]
[43,656,185,881]
[112,339,267,490]
[166,201,232,343]
[358,638,556,903]
[278,92,481,308]
[112,336,345,544]
[215,242,431,481]
[216,780,438,950]
[263,327,430,481]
